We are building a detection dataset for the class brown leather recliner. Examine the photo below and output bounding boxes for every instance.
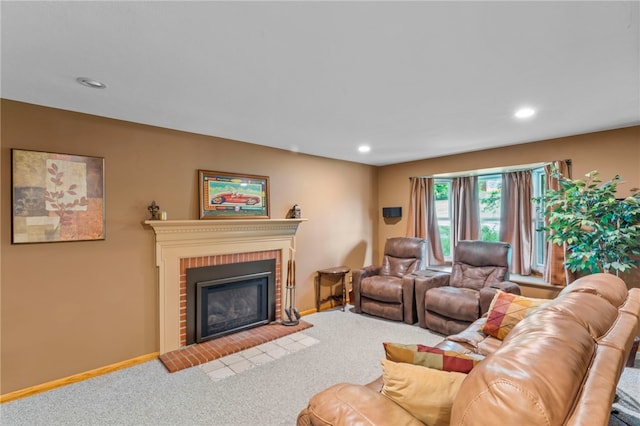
[415,240,521,335]
[353,237,426,324]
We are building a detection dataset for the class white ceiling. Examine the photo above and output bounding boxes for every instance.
[2,1,639,166]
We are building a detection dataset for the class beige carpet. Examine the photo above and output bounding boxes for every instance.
[1,306,638,425]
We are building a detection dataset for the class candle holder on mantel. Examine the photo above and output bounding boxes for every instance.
[147,201,160,220]
[287,204,302,219]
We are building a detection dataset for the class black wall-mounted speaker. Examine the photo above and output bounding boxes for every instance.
[382,207,402,218]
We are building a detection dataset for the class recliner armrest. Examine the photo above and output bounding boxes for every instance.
[414,272,451,294]
[400,275,419,324]
[414,272,451,328]
[352,265,382,313]
[357,265,382,279]
[488,280,521,294]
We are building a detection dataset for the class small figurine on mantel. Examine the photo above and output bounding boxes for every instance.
[287,204,301,219]
[147,200,160,220]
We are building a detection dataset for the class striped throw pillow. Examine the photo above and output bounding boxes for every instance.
[383,342,482,374]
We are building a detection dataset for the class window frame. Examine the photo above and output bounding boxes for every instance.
[478,174,502,243]
[434,179,453,261]
[531,167,546,272]
[427,165,547,271]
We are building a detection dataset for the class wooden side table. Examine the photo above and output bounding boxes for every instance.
[316,266,351,312]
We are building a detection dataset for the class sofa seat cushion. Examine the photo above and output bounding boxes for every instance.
[426,287,479,321]
[444,318,487,348]
[443,317,503,357]
[381,359,467,426]
[361,276,403,303]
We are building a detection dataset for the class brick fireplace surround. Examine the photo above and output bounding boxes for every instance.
[145,219,307,371]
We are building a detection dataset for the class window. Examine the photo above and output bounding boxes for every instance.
[532,168,546,272]
[434,176,504,258]
[478,175,502,242]
[430,165,547,271]
[434,180,452,259]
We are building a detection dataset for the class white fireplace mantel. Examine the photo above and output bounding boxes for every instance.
[145,219,306,354]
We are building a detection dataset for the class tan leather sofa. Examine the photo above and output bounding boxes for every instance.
[297,273,640,426]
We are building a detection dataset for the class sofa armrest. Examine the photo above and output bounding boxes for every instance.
[414,272,451,328]
[479,281,522,315]
[296,383,421,426]
[352,266,382,313]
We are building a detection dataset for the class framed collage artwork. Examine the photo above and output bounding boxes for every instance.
[12,149,105,243]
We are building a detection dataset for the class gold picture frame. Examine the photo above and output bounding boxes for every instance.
[198,170,270,219]
[11,149,106,243]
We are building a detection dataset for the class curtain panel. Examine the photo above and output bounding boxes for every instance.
[499,170,533,275]
[407,177,445,265]
[452,176,479,248]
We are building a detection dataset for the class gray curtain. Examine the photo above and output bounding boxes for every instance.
[452,176,479,248]
[407,177,445,265]
[500,170,532,275]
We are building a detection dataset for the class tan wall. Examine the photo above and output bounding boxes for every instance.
[0,100,377,393]
[376,125,640,280]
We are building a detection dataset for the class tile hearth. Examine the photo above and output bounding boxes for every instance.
[159,320,312,373]
[200,331,319,381]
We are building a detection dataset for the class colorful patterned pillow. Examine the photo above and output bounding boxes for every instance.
[481,290,548,340]
[383,342,482,374]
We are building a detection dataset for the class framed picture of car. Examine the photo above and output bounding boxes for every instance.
[198,170,270,219]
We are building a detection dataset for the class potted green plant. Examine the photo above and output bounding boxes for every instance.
[537,170,640,277]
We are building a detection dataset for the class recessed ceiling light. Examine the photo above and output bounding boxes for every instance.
[514,107,535,119]
[76,77,107,89]
[358,145,371,153]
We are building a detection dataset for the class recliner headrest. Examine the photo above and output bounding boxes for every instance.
[454,240,511,269]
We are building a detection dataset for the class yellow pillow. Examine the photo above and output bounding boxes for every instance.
[482,290,547,340]
[381,359,467,426]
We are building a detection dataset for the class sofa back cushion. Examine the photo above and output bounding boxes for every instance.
[558,272,628,307]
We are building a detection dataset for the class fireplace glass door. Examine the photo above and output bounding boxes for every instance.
[186,259,276,345]
[196,273,270,343]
